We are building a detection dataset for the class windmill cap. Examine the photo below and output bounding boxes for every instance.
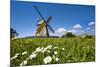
[37,20,44,24]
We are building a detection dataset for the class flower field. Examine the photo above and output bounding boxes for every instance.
[10,37,95,66]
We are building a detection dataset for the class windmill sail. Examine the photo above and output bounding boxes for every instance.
[34,6,55,37]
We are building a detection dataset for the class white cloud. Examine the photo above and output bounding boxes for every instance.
[86,27,91,30]
[73,24,82,29]
[54,28,67,37]
[56,28,66,33]
[88,21,95,26]
[80,31,84,33]
[67,29,77,33]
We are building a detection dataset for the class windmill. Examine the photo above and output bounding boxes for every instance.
[34,6,55,37]
[10,28,19,39]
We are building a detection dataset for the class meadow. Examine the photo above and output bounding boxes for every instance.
[10,37,95,66]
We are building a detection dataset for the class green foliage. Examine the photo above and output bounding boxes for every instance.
[85,35,93,38]
[10,37,95,66]
[62,32,76,37]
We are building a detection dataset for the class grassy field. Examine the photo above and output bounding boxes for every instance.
[10,37,95,66]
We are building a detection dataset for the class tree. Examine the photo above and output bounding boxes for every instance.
[85,35,93,38]
[62,32,76,37]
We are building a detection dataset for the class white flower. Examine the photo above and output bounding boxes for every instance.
[40,47,44,51]
[41,47,49,53]
[54,47,58,49]
[46,45,52,49]
[32,51,37,54]
[29,53,37,60]
[36,47,41,52]
[53,55,56,59]
[20,60,27,66]
[54,51,58,55]
[15,53,19,56]
[47,50,50,53]
[11,55,18,60]
[43,56,52,64]
[41,48,47,53]
[62,48,65,51]
[10,53,19,60]
[22,51,27,55]
[36,47,44,52]
[52,55,59,62]
[55,57,59,61]
[41,45,52,53]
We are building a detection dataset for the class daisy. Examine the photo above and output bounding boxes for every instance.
[52,55,56,59]
[41,48,47,53]
[32,51,37,54]
[55,57,59,61]
[10,55,18,60]
[43,56,52,64]
[36,47,41,52]
[10,53,19,60]
[54,47,58,49]
[20,60,27,66]
[40,47,44,51]
[29,53,37,60]
[62,48,65,51]
[36,47,44,52]
[22,51,27,55]
[47,50,50,53]
[46,45,52,49]
[54,51,58,55]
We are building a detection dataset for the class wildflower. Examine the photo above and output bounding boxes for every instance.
[46,45,52,49]
[11,55,18,60]
[20,60,27,66]
[29,53,37,60]
[32,51,37,54]
[47,50,50,53]
[41,48,47,53]
[54,47,58,49]
[36,47,44,52]
[53,55,56,59]
[54,51,58,55]
[43,56,52,64]
[55,57,59,61]
[22,51,27,55]
[10,53,19,60]
[41,45,52,53]
[62,48,65,51]
[36,47,41,52]
[40,47,44,51]
[15,53,19,56]
[52,55,59,62]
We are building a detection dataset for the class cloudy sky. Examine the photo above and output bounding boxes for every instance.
[11,0,95,37]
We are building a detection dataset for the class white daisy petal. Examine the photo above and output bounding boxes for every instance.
[54,51,58,55]
[43,56,52,64]
[62,48,65,51]
[36,47,41,52]
[29,53,37,60]
[10,53,19,60]
[20,60,27,66]
[55,57,59,61]
[22,51,27,55]
[47,50,50,53]
[54,47,58,49]
[53,55,56,59]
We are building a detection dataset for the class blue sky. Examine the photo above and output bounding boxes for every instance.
[11,0,95,37]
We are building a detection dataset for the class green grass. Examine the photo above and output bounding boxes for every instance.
[10,37,95,66]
